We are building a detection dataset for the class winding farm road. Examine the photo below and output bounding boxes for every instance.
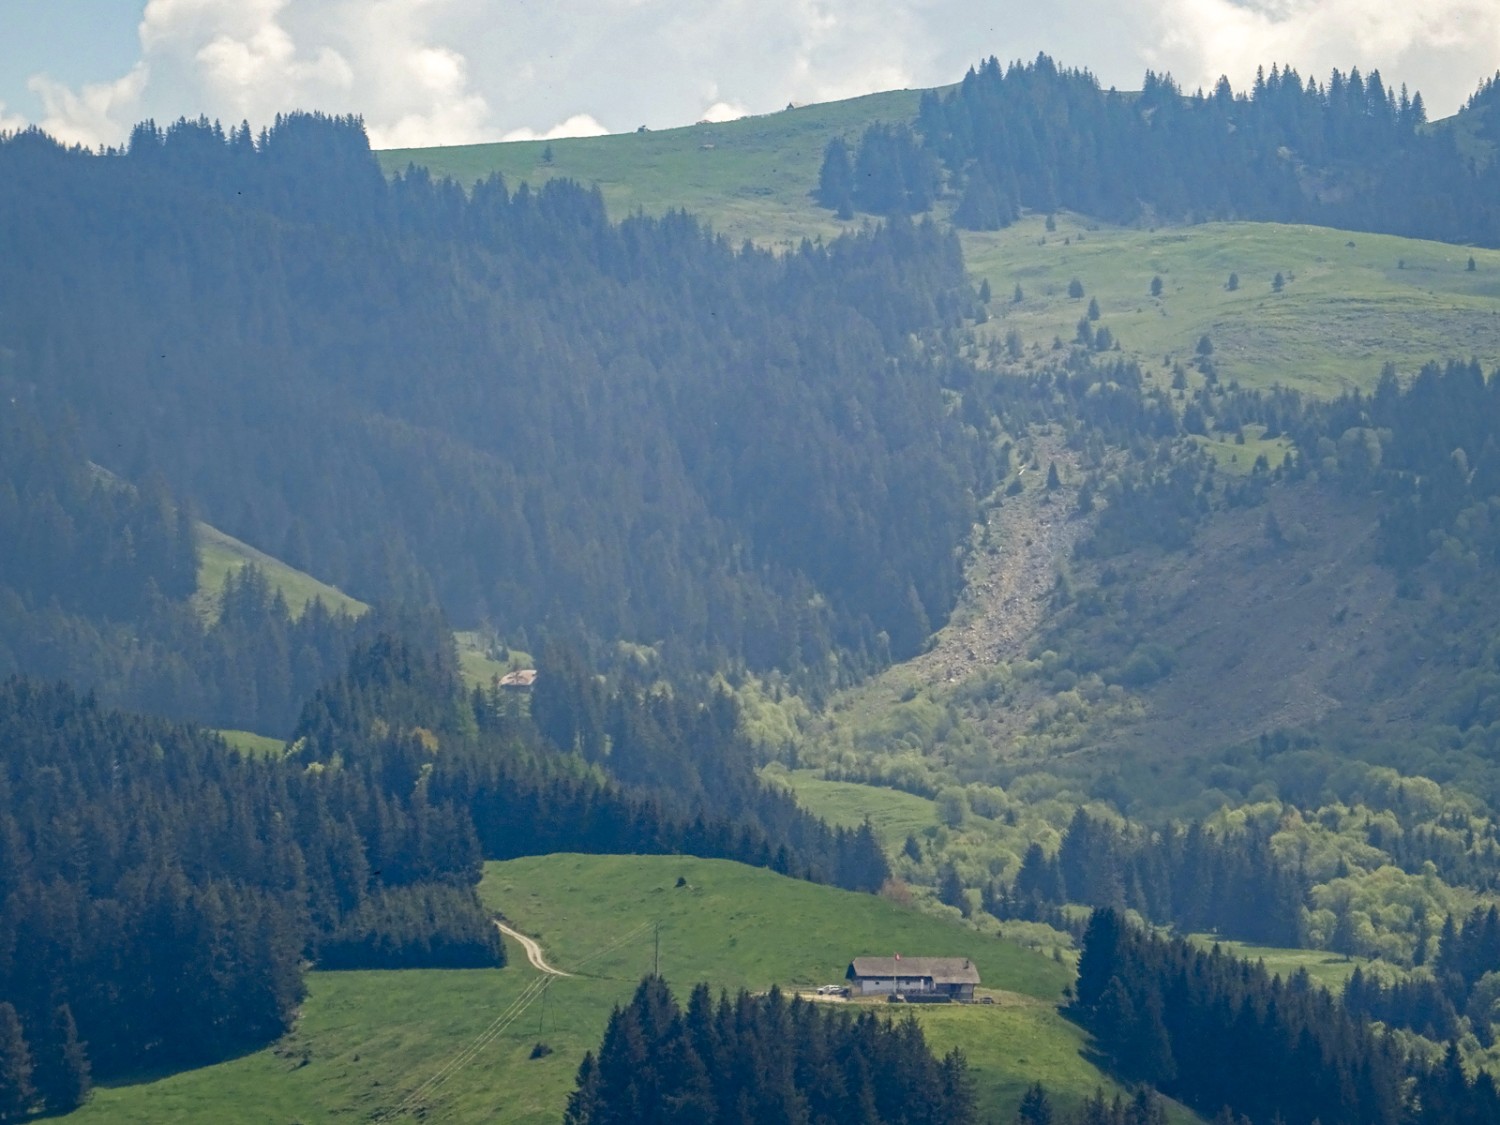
[496,921,573,977]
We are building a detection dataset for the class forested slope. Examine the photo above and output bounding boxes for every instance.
[0,114,984,682]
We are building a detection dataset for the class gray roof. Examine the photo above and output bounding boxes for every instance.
[847,957,980,984]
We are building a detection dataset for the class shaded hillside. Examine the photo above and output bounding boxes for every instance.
[0,114,984,679]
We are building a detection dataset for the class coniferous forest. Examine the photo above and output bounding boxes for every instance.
[824,54,1500,245]
[0,114,982,684]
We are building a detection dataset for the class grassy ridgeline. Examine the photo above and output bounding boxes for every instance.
[76,854,1193,1123]
[378,89,926,250]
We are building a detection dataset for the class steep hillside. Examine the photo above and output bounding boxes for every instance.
[1,116,982,678]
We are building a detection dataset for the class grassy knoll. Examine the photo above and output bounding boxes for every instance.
[968,214,1500,396]
[194,522,368,622]
[77,854,1177,1123]
[378,88,925,250]
[73,956,600,1125]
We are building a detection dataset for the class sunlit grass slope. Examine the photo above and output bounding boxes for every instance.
[762,763,941,850]
[378,88,925,249]
[967,213,1500,396]
[194,521,368,622]
[79,854,1193,1123]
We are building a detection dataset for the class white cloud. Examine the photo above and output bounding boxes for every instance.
[11,1,1500,152]
[699,100,749,123]
[1139,0,1500,108]
[0,103,29,136]
[25,0,499,149]
[499,114,610,143]
[30,63,150,149]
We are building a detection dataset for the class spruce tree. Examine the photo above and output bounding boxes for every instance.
[816,136,855,214]
[1018,1081,1054,1124]
[33,1004,90,1113]
[0,1003,35,1122]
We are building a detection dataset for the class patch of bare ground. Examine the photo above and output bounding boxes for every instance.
[910,431,1087,686]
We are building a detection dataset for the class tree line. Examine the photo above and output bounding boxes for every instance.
[0,669,501,1109]
[564,977,976,1125]
[1073,908,1500,1124]
[821,53,1500,247]
[0,400,379,736]
[0,621,894,1108]
[987,810,1306,947]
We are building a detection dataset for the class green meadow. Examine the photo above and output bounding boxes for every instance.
[379,88,926,250]
[194,521,368,622]
[1186,934,1390,992]
[79,854,1193,1123]
[966,214,1500,396]
[762,763,942,849]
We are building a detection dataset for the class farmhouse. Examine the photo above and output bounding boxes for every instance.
[845,956,979,1001]
[497,669,537,691]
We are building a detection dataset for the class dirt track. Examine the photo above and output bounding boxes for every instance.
[495,921,572,977]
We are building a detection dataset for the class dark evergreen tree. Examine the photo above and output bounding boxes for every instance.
[0,1004,34,1122]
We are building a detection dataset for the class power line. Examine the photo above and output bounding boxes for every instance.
[374,918,657,1120]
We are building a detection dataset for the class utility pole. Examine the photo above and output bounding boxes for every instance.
[653,921,660,978]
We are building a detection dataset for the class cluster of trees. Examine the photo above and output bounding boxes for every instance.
[822,53,1500,246]
[460,642,891,892]
[0,407,196,621]
[1341,968,1462,1043]
[0,668,501,1101]
[1073,908,1500,1123]
[816,126,940,218]
[564,977,976,1124]
[991,811,1306,946]
[0,113,986,683]
[292,632,889,892]
[1016,1083,1168,1125]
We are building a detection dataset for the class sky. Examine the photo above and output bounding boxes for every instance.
[1,0,1497,151]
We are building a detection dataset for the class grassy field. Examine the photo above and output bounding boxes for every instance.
[378,88,926,250]
[194,522,368,622]
[967,214,1500,396]
[216,729,286,757]
[80,854,1188,1123]
[1186,935,1389,992]
[762,764,941,849]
